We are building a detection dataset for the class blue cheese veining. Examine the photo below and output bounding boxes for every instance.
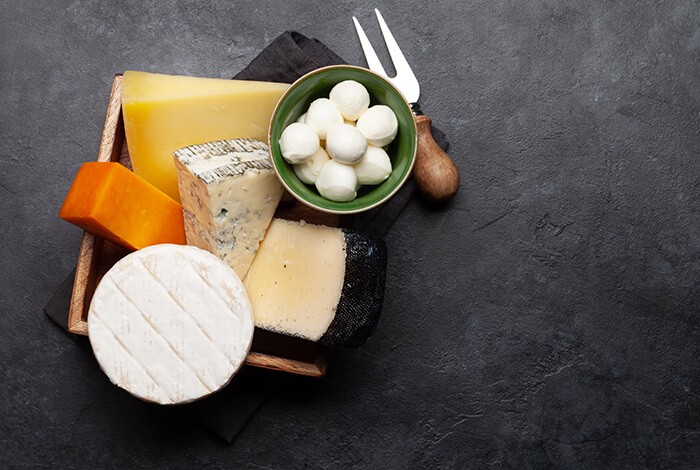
[174,139,284,279]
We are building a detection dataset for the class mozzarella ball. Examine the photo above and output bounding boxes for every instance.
[296,113,307,124]
[279,123,320,164]
[329,80,370,121]
[293,147,330,184]
[356,105,398,147]
[325,124,368,164]
[305,98,343,139]
[354,146,392,185]
[315,160,357,202]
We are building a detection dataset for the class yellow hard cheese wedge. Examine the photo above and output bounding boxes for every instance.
[121,70,288,201]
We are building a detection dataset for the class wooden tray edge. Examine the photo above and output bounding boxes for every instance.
[67,75,123,335]
[246,351,327,377]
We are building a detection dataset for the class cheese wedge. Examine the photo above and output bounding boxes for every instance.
[174,139,284,279]
[59,162,186,250]
[243,219,387,347]
[88,245,254,405]
[121,70,289,201]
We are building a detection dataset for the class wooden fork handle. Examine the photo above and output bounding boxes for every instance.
[413,115,460,202]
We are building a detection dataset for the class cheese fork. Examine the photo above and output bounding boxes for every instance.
[353,9,460,202]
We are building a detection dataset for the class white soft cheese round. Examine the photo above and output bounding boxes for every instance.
[88,244,254,405]
[354,145,393,185]
[293,147,331,184]
[315,160,358,202]
[279,123,320,164]
[329,80,370,121]
[305,98,344,139]
[356,105,399,147]
[325,123,368,164]
[296,113,307,124]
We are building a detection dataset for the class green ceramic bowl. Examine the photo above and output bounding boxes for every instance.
[268,65,417,214]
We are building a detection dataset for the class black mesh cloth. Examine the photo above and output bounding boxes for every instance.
[320,230,387,347]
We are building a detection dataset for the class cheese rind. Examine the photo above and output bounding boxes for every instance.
[174,139,284,279]
[243,219,387,347]
[121,70,288,201]
[88,244,254,405]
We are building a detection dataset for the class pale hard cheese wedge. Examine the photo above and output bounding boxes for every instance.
[174,139,284,279]
[122,71,288,201]
[87,245,254,405]
[243,219,387,347]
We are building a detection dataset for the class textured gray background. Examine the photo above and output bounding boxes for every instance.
[1,0,699,468]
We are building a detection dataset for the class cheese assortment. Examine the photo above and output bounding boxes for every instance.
[121,71,288,201]
[59,69,392,401]
[59,162,186,250]
[173,139,284,279]
[243,219,386,346]
[279,80,398,202]
[88,245,254,405]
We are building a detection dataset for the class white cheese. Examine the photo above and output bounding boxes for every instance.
[305,98,343,139]
[279,123,320,164]
[293,147,331,184]
[356,105,398,147]
[325,124,368,164]
[315,160,358,202]
[329,80,370,121]
[174,139,284,279]
[353,145,392,185]
[88,245,254,405]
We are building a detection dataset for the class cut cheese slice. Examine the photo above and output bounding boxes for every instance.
[87,245,254,405]
[243,219,387,347]
[174,139,284,279]
[59,162,186,250]
[121,70,288,201]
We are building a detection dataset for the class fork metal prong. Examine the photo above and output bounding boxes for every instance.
[374,9,415,81]
[352,16,388,78]
[353,10,421,104]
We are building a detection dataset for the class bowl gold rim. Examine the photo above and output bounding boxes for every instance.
[267,64,418,215]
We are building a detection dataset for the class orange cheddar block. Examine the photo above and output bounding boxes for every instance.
[59,162,186,250]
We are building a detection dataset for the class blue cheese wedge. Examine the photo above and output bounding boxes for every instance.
[87,245,254,405]
[243,219,387,347]
[174,139,284,279]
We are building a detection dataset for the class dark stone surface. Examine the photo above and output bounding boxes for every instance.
[1,0,698,468]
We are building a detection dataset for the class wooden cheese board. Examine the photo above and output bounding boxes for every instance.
[67,75,342,378]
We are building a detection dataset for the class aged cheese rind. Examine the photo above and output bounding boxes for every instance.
[174,139,284,279]
[320,229,387,347]
[243,219,387,347]
[87,244,254,405]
